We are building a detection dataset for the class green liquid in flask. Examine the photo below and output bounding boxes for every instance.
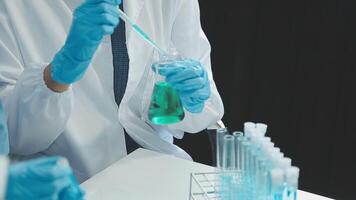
[148,81,185,125]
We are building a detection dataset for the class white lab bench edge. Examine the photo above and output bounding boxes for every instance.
[81,148,334,200]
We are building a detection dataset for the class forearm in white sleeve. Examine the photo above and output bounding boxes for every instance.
[167,0,224,137]
[0,156,9,200]
[5,67,74,155]
[0,13,73,155]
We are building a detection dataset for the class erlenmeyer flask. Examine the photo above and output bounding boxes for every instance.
[148,51,185,125]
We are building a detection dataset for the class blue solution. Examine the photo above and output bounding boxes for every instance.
[220,174,232,200]
[272,182,285,200]
[220,172,244,200]
[274,193,284,200]
[287,188,297,200]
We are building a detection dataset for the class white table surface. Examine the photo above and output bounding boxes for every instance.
[81,149,333,200]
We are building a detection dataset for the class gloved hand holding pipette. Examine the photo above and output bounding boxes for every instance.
[51,0,122,85]
[153,59,211,113]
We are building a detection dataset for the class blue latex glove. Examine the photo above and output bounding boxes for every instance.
[6,157,84,200]
[0,101,9,155]
[51,0,121,84]
[59,173,85,200]
[153,59,211,113]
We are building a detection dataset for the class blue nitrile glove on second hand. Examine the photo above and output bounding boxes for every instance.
[51,0,122,84]
[154,59,211,113]
[0,101,9,155]
[6,157,84,200]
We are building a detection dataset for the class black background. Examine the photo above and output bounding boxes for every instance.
[176,0,356,199]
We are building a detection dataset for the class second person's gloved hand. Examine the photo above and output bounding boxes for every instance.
[153,59,211,113]
[51,0,122,84]
[6,157,84,200]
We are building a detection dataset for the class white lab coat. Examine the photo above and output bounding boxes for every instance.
[0,0,224,182]
[0,156,9,199]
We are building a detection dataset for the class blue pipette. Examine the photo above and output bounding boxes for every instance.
[117,8,168,56]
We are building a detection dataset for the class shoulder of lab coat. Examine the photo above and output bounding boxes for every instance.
[0,156,9,199]
[0,6,74,155]
[167,0,224,137]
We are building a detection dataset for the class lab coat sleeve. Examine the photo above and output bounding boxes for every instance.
[0,156,9,200]
[168,0,224,137]
[0,12,73,155]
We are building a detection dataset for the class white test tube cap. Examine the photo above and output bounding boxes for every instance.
[260,138,272,151]
[265,148,276,163]
[244,122,255,137]
[270,168,285,186]
[261,141,272,153]
[256,123,268,136]
[273,147,281,153]
[286,166,300,186]
[277,152,284,158]
[278,157,292,169]
[272,148,284,159]
[244,122,256,129]
[266,147,275,158]
[283,157,292,167]
[263,137,271,143]
[271,152,283,166]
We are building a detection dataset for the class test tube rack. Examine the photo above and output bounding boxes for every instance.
[189,123,300,200]
[189,171,244,200]
[189,172,221,200]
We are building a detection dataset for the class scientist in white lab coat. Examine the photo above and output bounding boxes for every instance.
[0,0,224,182]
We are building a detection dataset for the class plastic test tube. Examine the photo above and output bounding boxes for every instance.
[216,128,228,168]
[242,138,255,200]
[222,135,236,170]
[236,136,245,171]
[279,157,292,169]
[258,149,276,199]
[261,141,274,155]
[242,139,252,172]
[221,135,236,200]
[276,157,292,198]
[256,123,268,137]
[270,168,285,200]
[251,136,266,199]
[285,167,300,200]
[250,146,263,199]
[244,122,256,139]
[232,131,243,170]
[256,158,269,200]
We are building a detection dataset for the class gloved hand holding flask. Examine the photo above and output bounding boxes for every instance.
[152,51,211,114]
